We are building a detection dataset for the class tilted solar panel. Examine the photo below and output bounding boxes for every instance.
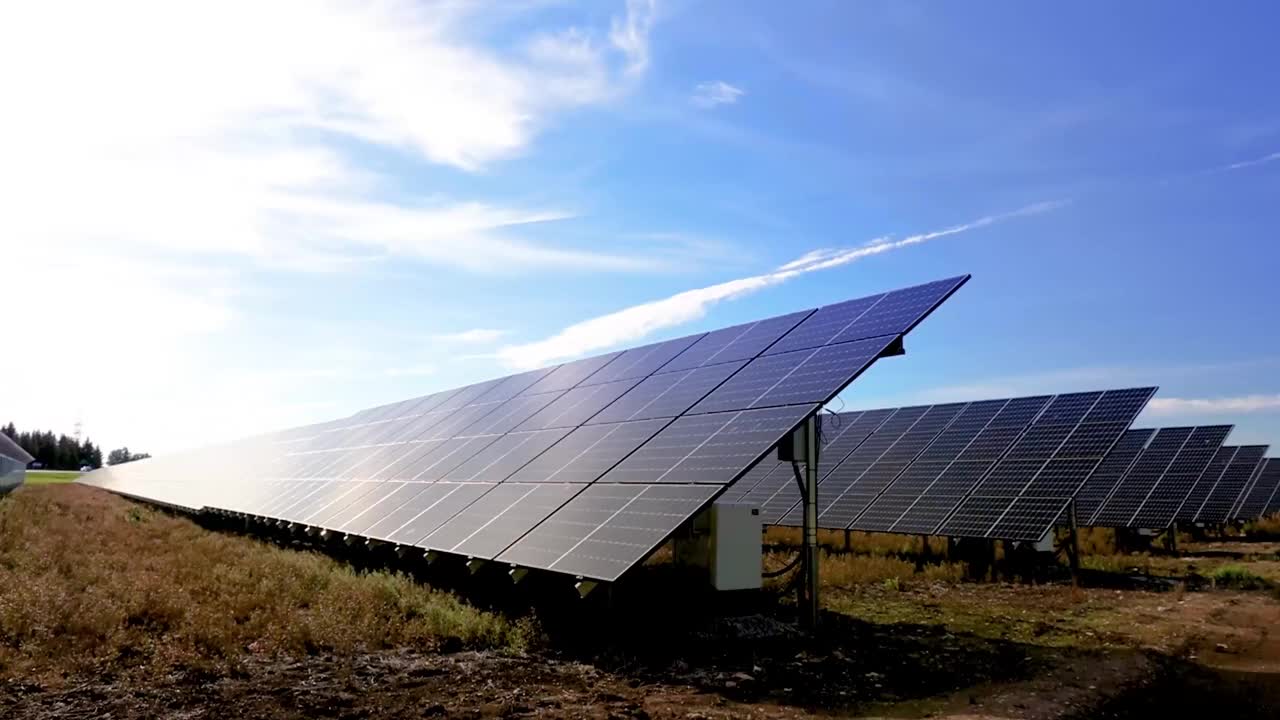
[1174,446,1237,523]
[80,275,970,583]
[1263,460,1280,516]
[1192,446,1269,524]
[935,387,1156,541]
[1126,426,1233,529]
[755,387,1155,541]
[1223,456,1274,517]
[1071,429,1154,523]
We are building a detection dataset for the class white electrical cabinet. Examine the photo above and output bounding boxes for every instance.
[673,502,762,591]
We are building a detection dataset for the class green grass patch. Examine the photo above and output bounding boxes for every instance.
[23,470,81,484]
[1210,564,1272,591]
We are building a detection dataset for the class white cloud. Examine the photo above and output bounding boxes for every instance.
[496,200,1067,368]
[0,0,660,453]
[1146,395,1280,415]
[691,81,745,108]
[0,0,660,274]
[433,329,509,344]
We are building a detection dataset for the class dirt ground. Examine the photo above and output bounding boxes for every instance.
[4,486,1279,718]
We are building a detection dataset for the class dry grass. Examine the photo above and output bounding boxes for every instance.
[0,485,534,684]
[1247,514,1280,537]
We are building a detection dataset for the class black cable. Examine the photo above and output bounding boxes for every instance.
[762,552,802,578]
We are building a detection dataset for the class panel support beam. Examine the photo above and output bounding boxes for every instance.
[802,414,820,630]
[1066,500,1080,586]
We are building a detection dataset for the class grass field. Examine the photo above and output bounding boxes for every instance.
[22,470,81,484]
[2,483,1278,718]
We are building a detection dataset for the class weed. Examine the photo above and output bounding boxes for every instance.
[1210,565,1271,591]
[0,485,532,684]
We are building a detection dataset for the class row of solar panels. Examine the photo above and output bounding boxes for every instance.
[738,396,1277,538]
[80,276,971,582]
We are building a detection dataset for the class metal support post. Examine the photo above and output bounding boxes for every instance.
[1167,524,1178,554]
[1067,500,1081,586]
[802,414,820,630]
[844,529,852,553]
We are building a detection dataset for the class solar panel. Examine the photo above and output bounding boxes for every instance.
[807,403,965,527]
[1087,427,1194,526]
[1071,429,1154,523]
[1263,460,1280,516]
[1125,426,1232,528]
[79,275,970,583]
[585,361,747,425]
[1192,446,1269,524]
[752,388,1155,541]
[689,336,899,414]
[1174,446,1236,523]
[756,408,895,523]
[599,405,818,484]
[496,483,719,581]
[1237,458,1280,519]
[934,388,1155,541]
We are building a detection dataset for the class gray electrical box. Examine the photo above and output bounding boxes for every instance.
[673,503,763,591]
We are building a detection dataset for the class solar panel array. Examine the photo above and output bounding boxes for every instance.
[1071,429,1155,523]
[1264,460,1280,516]
[1087,426,1233,528]
[81,275,969,583]
[1235,458,1280,520]
[1184,445,1269,524]
[0,431,31,493]
[740,387,1156,542]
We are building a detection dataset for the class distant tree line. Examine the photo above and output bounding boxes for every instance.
[2,423,103,470]
[106,447,151,466]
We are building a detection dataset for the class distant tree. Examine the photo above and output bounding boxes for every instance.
[2,422,109,470]
[107,447,150,466]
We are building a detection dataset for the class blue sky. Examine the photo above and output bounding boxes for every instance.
[2,0,1278,452]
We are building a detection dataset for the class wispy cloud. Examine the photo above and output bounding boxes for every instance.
[496,200,1067,368]
[432,329,508,344]
[1147,394,1280,415]
[691,81,745,108]
[610,0,657,75]
[1220,150,1280,171]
